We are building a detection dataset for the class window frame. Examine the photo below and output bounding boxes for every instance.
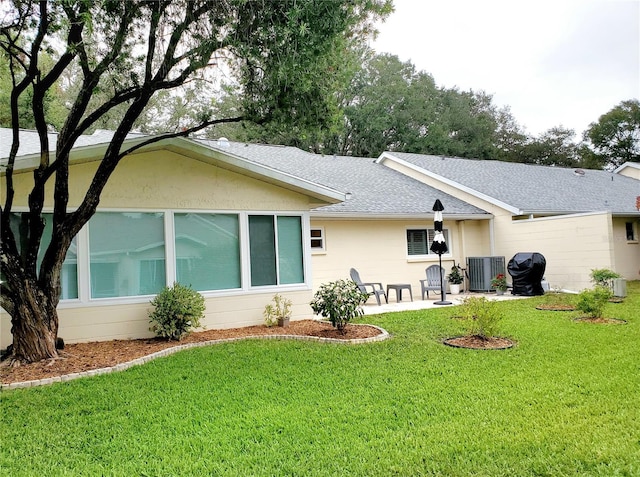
[248,213,306,288]
[625,221,638,243]
[406,227,452,259]
[310,227,326,252]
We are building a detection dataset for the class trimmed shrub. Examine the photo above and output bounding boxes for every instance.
[458,296,504,339]
[310,279,369,333]
[590,268,621,289]
[576,285,612,318]
[149,283,205,340]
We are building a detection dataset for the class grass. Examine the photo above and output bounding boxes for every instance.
[2,283,639,476]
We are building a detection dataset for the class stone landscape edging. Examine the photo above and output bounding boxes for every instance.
[1,324,390,391]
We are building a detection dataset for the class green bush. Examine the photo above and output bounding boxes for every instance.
[590,268,621,289]
[575,285,612,318]
[148,283,205,340]
[310,279,369,333]
[458,296,504,339]
[447,264,464,285]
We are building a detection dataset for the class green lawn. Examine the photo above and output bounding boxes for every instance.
[2,283,639,476]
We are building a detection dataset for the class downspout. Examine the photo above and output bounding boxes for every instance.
[489,217,495,255]
[459,220,466,263]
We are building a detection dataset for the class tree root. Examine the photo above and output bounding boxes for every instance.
[0,357,23,369]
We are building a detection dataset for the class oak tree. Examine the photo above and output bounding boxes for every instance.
[0,0,390,363]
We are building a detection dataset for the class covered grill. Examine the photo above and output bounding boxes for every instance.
[507,253,546,296]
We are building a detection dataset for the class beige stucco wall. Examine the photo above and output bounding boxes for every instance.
[2,291,313,346]
[1,150,318,348]
[6,150,312,211]
[505,213,617,291]
[309,218,491,302]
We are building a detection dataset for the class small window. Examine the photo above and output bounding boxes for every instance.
[407,228,450,256]
[626,222,637,241]
[310,228,325,251]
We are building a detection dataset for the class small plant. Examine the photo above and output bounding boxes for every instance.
[447,264,464,285]
[458,296,504,339]
[264,294,292,327]
[575,285,612,319]
[491,273,508,291]
[310,279,369,333]
[589,268,621,289]
[148,283,205,340]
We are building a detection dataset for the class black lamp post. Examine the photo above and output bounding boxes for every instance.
[430,199,451,305]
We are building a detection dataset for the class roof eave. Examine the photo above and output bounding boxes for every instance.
[613,161,640,173]
[310,211,493,220]
[5,135,347,205]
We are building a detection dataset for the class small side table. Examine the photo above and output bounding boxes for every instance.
[386,284,413,302]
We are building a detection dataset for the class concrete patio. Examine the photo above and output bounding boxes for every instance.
[361,290,525,315]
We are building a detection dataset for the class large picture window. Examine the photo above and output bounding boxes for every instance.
[249,215,304,287]
[89,212,165,298]
[7,212,78,299]
[174,213,241,291]
[5,210,307,303]
[407,228,450,256]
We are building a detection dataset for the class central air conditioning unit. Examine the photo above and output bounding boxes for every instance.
[466,256,506,292]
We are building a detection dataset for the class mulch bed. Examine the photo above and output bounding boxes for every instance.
[443,335,515,350]
[573,317,627,324]
[535,305,576,311]
[1,320,383,385]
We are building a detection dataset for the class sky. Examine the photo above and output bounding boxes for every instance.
[370,0,640,137]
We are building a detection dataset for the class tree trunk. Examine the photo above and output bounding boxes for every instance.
[9,283,59,364]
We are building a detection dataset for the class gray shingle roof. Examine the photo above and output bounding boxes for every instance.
[385,152,640,215]
[0,128,145,158]
[8,128,636,218]
[195,139,488,217]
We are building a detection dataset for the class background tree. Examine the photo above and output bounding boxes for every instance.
[507,126,581,167]
[328,53,502,158]
[0,0,391,364]
[0,51,66,130]
[582,99,640,170]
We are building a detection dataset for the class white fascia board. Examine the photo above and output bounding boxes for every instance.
[377,152,522,215]
[519,209,640,218]
[310,211,493,221]
[513,210,611,222]
[5,135,152,172]
[613,162,640,174]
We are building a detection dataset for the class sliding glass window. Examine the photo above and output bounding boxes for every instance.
[249,215,304,287]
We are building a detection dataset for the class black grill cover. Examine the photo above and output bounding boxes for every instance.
[507,253,546,296]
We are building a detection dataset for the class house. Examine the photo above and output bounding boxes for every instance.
[1,129,639,347]
[375,152,639,293]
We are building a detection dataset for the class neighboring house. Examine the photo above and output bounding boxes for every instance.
[615,162,640,180]
[1,128,639,347]
[376,152,640,293]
